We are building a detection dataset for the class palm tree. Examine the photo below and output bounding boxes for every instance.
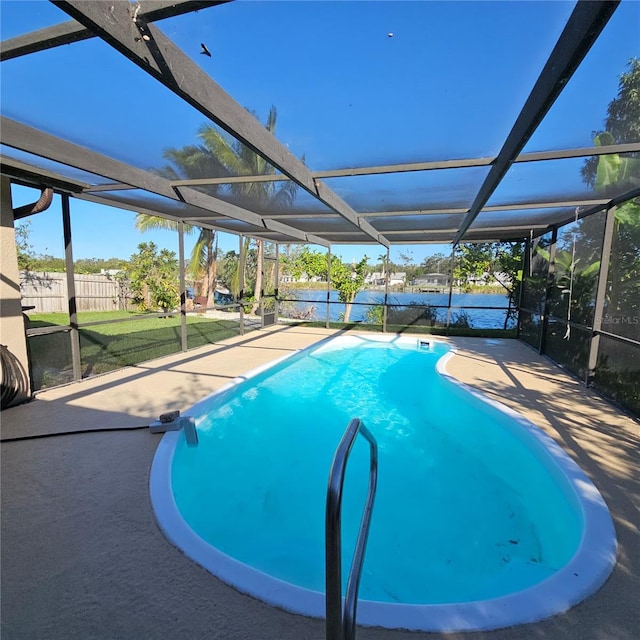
[196,106,298,313]
[135,138,226,308]
[137,106,298,311]
[134,216,219,308]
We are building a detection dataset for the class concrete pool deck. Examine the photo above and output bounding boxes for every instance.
[1,325,638,640]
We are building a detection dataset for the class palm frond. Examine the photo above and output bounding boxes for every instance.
[152,107,302,289]
[154,164,181,180]
[135,213,195,235]
[197,125,242,176]
[188,229,215,279]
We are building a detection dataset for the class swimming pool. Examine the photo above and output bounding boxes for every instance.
[150,334,617,632]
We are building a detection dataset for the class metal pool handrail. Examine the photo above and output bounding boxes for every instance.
[325,418,378,640]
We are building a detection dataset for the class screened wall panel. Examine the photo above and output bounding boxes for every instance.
[518,310,542,350]
[602,207,640,343]
[593,335,640,416]
[543,320,592,381]
[27,331,73,391]
[186,317,246,350]
[519,237,546,349]
[520,232,552,314]
[323,167,490,214]
[547,211,606,328]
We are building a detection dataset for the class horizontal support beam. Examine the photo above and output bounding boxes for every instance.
[1,117,325,244]
[513,142,640,164]
[2,117,177,198]
[51,1,316,190]
[81,182,137,193]
[166,142,640,187]
[318,228,533,239]
[360,198,609,218]
[0,1,227,61]
[312,178,388,247]
[171,158,494,186]
[53,1,385,246]
[1,155,88,193]
[453,0,619,245]
[0,20,92,62]
[379,224,549,236]
[78,188,329,246]
[551,186,640,229]
[76,191,184,224]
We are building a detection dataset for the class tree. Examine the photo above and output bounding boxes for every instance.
[140,106,300,314]
[281,245,328,281]
[15,221,36,271]
[454,242,523,328]
[522,59,640,353]
[283,247,368,322]
[135,214,218,308]
[421,252,452,275]
[581,58,640,189]
[74,257,128,274]
[190,107,298,313]
[376,253,388,285]
[217,249,239,294]
[579,58,640,334]
[398,250,421,284]
[331,255,369,323]
[125,242,179,312]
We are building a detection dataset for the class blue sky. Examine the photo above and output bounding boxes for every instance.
[3,1,639,266]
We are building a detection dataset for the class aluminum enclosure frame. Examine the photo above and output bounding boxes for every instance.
[2,0,637,249]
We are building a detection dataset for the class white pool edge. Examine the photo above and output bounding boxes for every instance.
[149,334,618,632]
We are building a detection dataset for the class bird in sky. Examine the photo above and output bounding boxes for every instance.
[200,43,212,57]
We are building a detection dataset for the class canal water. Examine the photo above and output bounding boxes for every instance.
[283,290,514,329]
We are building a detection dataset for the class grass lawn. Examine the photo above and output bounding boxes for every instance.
[26,310,247,390]
[28,310,176,328]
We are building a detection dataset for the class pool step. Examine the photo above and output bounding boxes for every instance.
[149,412,199,446]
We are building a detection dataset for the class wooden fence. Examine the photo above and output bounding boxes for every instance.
[19,271,131,313]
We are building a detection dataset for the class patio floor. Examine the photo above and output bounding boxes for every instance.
[1,325,638,640]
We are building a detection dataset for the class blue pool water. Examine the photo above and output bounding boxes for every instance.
[151,335,617,631]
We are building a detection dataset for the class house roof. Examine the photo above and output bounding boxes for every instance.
[1,0,639,250]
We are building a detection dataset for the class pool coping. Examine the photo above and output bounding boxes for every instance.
[149,334,618,633]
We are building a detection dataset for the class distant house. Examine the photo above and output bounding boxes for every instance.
[412,273,449,291]
[465,271,512,287]
[365,272,406,287]
[280,272,324,284]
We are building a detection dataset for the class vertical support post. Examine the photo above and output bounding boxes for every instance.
[516,236,531,340]
[259,239,266,329]
[62,194,81,381]
[275,243,280,323]
[326,245,332,329]
[446,244,455,333]
[539,226,558,355]
[238,234,245,335]
[178,221,187,351]
[587,205,616,384]
[382,246,389,333]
